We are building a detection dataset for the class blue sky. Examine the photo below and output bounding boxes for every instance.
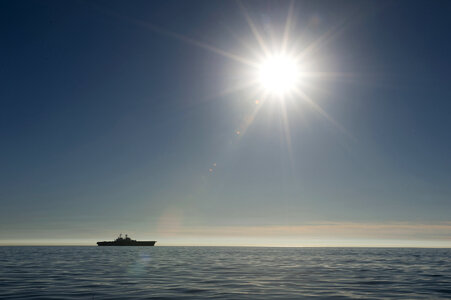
[1,0,450,246]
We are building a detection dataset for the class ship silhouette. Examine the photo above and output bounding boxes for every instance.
[97,234,156,246]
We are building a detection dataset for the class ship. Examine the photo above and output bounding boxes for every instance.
[97,234,156,246]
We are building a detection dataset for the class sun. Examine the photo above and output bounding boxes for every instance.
[258,54,300,97]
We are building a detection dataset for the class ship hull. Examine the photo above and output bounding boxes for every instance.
[97,241,156,246]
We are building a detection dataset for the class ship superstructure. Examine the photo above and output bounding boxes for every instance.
[97,234,156,246]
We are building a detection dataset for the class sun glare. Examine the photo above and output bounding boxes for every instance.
[258,55,300,97]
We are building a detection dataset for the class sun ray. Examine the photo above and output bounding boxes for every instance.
[234,93,268,139]
[224,26,270,64]
[183,79,261,112]
[303,71,400,90]
[85,1,258,68]
[282,0,296,53]
[136,20,258,68]
[237,1,271,57]
[295,6,368,63]
[211,79,260,100]
[279,97,295,170]
[294,88,354,140]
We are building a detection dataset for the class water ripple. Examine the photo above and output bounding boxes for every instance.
[0,247,450,299]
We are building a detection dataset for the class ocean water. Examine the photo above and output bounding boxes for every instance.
[0,247,450,299]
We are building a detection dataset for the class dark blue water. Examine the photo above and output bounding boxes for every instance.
[0,247,450,299]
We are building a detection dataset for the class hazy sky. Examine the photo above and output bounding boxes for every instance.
[1,0,451,246]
